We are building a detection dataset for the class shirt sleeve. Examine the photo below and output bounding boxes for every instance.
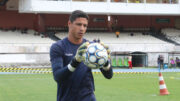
[50,43,72,83]
[100,67,113,79]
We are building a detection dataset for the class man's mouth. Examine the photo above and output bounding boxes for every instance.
[78,33,84,35]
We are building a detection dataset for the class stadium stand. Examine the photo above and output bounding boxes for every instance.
[55,32,171,44]
[0,30,55,44]
[161,28,180,44]
[0,30,176,67]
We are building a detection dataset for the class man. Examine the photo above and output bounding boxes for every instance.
[158,55,164,70]
[115,30,120,38]
[50,10,113,101]
[128,56,132,69]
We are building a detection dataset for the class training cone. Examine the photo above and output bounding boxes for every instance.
[159,72,170,95]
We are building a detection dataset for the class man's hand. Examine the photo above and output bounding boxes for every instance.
[75,42,89,62]
[100,42,111,60]
[68,42,89,72]
[100,42,111,70]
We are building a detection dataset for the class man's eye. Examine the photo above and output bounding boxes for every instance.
[84,25,87,27]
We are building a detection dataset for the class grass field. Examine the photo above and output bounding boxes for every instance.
[0,72,180,101]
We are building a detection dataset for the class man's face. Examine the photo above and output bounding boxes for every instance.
[68,17,88,40]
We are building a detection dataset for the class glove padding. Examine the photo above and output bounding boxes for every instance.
[75,42,89,62]
[100,42,111,60]
[100,42,111,70]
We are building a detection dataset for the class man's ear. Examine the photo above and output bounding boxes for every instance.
[68,20,71,27]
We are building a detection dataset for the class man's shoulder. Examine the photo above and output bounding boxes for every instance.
[51,40,62,49]
[56,39,63,46]
[50,38,67,51]
[52,37,67,47]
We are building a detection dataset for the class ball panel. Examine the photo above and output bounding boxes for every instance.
[96,50,108,58]
[96,44,104,50]
[88,46,96,53]
[89,55,97,63]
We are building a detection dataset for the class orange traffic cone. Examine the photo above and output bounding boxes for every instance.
[159,72,170,95]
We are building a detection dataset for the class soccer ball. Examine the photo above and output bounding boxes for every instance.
[83,43,108,69]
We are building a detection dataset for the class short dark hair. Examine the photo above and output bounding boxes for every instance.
[69,10,89,23]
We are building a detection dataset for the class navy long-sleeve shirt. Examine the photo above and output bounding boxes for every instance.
[50,37,113,101]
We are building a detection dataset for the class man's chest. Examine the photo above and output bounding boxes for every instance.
[63,45,78,65]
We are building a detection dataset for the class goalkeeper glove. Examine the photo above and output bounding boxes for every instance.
[100,42,111,60]
[100,42,111,71]
[75,42,89,62]
[68,42,89,72]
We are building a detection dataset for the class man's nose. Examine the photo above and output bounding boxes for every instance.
[80,25,85,30]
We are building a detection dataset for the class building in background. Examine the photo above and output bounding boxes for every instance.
[0,0,180,67]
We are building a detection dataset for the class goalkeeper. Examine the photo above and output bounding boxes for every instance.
[50,10,113,101]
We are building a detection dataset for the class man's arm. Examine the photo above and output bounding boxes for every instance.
[50,43,73,83]
[100,61,113,79]
[50,42,88,83]
[98,42,113,79]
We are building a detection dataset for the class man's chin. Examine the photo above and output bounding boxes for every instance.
[75,36,83,40]
[78,35,84,38]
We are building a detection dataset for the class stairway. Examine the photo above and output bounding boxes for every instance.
[150,32,180,45]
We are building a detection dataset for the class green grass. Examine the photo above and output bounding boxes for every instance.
[0,73,180,101]
[0,74,56,101]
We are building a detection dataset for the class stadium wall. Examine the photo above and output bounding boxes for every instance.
[0,11,179,31]
[109,43,175,53]
[0,53,50,64]
[147,52,168,67]
[0,11,35,29]
[0,44,51,53]
[44,14,69,27]
[112,15,177,29]
[0,44,51,65]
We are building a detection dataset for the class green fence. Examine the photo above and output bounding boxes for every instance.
[112,58,129,68]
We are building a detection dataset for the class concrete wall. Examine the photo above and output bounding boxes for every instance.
[0,53,50,64]
[0,44,51,53]
[108,43,175,53]
[147,52,168,66]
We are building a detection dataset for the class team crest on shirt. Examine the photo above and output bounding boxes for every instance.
[65,53,73,56]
